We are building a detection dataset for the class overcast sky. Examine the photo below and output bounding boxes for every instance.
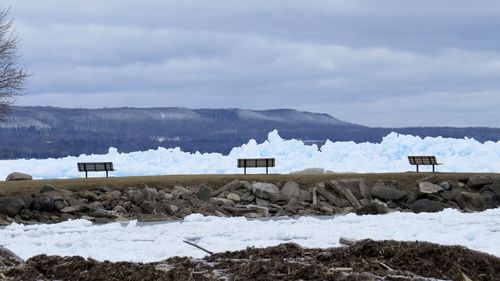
[3,1,500,127]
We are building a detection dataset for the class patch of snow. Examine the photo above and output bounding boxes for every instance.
[1,208,499,262]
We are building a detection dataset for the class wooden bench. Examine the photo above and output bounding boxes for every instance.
[407,156,442,172]
[237,158,275,174]
[77,162,115,178]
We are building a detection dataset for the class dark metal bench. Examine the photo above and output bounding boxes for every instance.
[77,162,115,178]
[408,156,442,172]
[237,158,275,174]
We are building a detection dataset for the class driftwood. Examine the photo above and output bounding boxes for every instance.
[183,240,214,255]
[339,237,358,246]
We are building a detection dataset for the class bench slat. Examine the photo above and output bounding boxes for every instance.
[237,158,275,168]
[77,162,115,172]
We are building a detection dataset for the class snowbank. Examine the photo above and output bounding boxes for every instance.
[1,208,499,262]
[1,131,499,179]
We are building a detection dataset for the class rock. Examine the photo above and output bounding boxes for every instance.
[359,180,372,200]
[98,191,121,202]
[196,185,212,201]
[417,175,440,184]
[5,172,32,181]
[252,182,278,199]
[172,185,192,199]
[93,209,118,219]
[0,189,5,197]
[255,197,270,207]
[169,204,179,213]
[418,182,444,194]
[210,197,234,206]
[456,192,486,211]
[0,196,25,217]
[112,205,127,215]
[159,190,174,200]
[60,205,86,213]
[488,182,500,197]
[281,180,301,200]
[226,193,240,202]
[285,198,302,213]
[355,201,389,215]
[298,190,312,202]
[78,190,97,201]
[127,189,144,204]
[92,186,110,193]
[212,180,241,196]
[410,199,446,213]
[440,181,451,191]
[40,185,56,193]
[481,191,499,208]
[142,187,159,201]
[33,193,65,212]
[316,184,344,206]
[371,183,407,201]
[17,192,36,209]
[80,215,95,221]
[468,176,495,188]
[339,188,362,208]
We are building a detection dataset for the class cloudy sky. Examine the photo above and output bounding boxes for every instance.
[3,0,500,127]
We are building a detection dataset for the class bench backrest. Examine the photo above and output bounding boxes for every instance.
[408,156,438,165]
[77,162,114,172]
[237,158,275,168]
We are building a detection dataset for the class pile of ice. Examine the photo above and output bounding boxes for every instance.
[0,130,499,179]
[1,208,499,262]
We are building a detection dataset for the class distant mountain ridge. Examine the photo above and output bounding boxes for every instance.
[0,106,499,159]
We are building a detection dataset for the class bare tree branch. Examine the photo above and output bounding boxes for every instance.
[0,7,29,118]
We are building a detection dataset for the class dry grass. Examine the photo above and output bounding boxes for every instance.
[1,172,498,195]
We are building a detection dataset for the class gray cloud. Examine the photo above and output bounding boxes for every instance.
[4,0,500,127]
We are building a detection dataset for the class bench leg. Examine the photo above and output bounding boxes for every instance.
[416,165,419,173]
[244,166,246,175]
[432,165,435,173]
[106,171,109,178]
[266,165,268,175]
[85,171,88,178]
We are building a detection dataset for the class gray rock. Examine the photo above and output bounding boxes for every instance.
[127,189,144,204]
[488,182,500,197]
[142,187,159,201]
[196,185,212,201]
[98,190,121,202]
[0,189,5,198]
[226,193,241,202]
[212,180,241,196]
[255,197,270,207]
[33,194,64,212]
[439,181,451,191]
[252,182,279,199]
[0,196,25,217]
[5,172,33,181]
[78,190,97,201]
[456,192,486,211]
[481,191,499,208]
[417,175,440,184]
[281,180,301,200]
[210,197,234,206]
[92,186,110,193]
[371,183,407,201]
[112,205,128,215]
[355,201,389,215]
[418,182,444,194]
[60,205,86,213]
[172,185,192,199]
[410,199,446,213]
[40,185,56,193]
[468,176,495,188]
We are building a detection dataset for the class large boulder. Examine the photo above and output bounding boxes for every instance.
[127,190,145,204]
[281,180,301,200]
[33,193,66,212]
[252,182,279,199]
[418,182,444,194]
[141,187,159,201]
[487,182,500,197]
[0,196,25,217]
[5,172,32,181]
[196,185,212,202]
[410,199,446,213]
[371,183,407,201]
[468,176,495,188]
[456,192,486,211]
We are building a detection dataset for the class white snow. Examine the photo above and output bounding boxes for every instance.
[1,208,499,263]
[0,130,499,179]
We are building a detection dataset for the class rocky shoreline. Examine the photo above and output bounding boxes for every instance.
[1,174,499,225]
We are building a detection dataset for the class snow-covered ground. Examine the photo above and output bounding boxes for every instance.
[0,131,499,179]
[1,208,499,263]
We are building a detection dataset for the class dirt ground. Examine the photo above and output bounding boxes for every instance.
[1,172,497,195]
[2,240,499,280]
